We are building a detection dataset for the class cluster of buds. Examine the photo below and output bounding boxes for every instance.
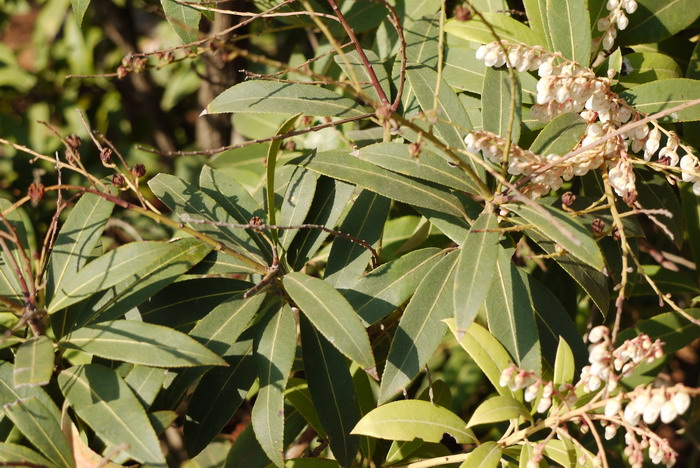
[596,0,638,51]
[473,40,700,200]
[499,365,577,414]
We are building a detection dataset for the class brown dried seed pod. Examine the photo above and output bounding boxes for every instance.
[100,148,113,165]
[591,218,605,233]
[250,216,263,226]
[111,174,126,187]
[65,134,81,150]
[28,182,45,203]
[561,191,576,207]
[133,164,146,178]
[454,6,472,21]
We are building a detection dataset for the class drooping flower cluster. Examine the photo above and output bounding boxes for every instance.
[497,326,694,468]
[596,0,638,51]
[471,41,700,199]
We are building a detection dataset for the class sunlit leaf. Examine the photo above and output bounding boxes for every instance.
[466,395,531,427]
[13,336,54,388]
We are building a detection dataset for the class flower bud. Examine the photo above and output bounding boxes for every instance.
[605,397,622,417]
[660,400,677,424]
[672,391,690,415]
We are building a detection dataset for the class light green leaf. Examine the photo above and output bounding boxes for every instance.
[619,52,682,87]
[553,338,575,386]
[543,439,596,468]
[506,203,604,270]
[300,316,361,467]
[466,395,531,427]
[59,364,165,465]
[359,142,480,193]
[290,150,467,218]
[334,49,390,103]
[454,212,499,336]
[523,0,552,49]
[546,0,591,64]
[124,365,167,409]
[13,336,54,388]
[280,168,318,249]
[342,248,445,325]
[283,272,374,370]
[4,397,74,468]
[205,81,370,117]
[618,0,700,46]
[443,47,487,95]
[160,0,201,45]
[252,305,297,468]
[379,251,459,403]
[48,239,213,313]
[482,67,521,142]
[620,78,700,122]
[0,361,60,421]
[46,190,113,303]
[459,442,502,468]
[446,319,520,399]
[445,13,545,47]
[71,0,90,26]
[485,249,541,374]
[405,13,440,68]
[324,191,389,288]
[0,442,56,468]
[285,459,341,468]
[352,400,475,443]
[529,113,587,156]
[59,320,227,367]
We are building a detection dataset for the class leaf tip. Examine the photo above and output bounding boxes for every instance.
[199,108,209,117]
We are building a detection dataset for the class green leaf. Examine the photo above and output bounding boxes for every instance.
[0,442,55,468]
[334,49,390,103]
[523,0,552,50]
[379,251,459,403]
[124,365,167,409]
[286,460,341,468]
[59,320,227,367]
[13,336,54,388]
[620,78,700,122]
[482,67,521,143]
[186,348,256,457]
[405,13,439,68]
[290,150,467,218]
[359,142,479,194]
[543,438,596,468]
[283,272,374,370]
[252,305,297,468]
[71,0,90,26]
[681,182,700,265]
[454,212,499,337]
[48,239,213,313]
[466,395,531,427]
[546,0,591,64]
[0,200,34,308]
[506,203,604,270]
[0,361,60,421]
[342,248,445,325]
[324,191,389,288]
[618,0,700,46]
[352,400,475,443]
[616,309,700,355]
[300,316,361,467]
[285,378,326,438]
[150,410,178,436]
[4,397,74,468]
[59,364,165,465]
[46,191,114,303]
[446,320,520,399]
[459,441,503,468]
[279,168,318,249]
[553,338,575,386]
[205,81,370,117]
[485,249,541,374]
[445,13,545,47]
[635,169,684,247]
[160,0,201,45]
[619,52,682,87]
[443,46,487,95]
[529,113,587,156]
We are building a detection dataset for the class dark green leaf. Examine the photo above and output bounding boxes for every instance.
[454,212,499,336]
[283,272,374,370]
[352,400,475,443]
[60,320,227,367]
[279,168,318,249]
[681,182,700,264]
[379,251,459,403]
[443,47,486,94]
[482,67,521,143]
[124,365,167,409]
[620,78,700,122]
[529,113,587,156]
[466,395,531,427]
[0,362,60,421]
[252,305,297,467]
[546,0,591,64]
[636,169,684,247]
[285,378,326,438]
[59,364,165,466]
[205,81,370,117]
[0,442,55,468]
[301,316,361,467]
[616,308,700,355]
[13,336,54,388]
[618,0,700,46]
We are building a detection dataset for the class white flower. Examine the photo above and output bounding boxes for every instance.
[624,403,640,425]
[672,391,691,415]
[588,325,608,343]
[604,424,618,440]
[660,400,678,424]
[624,0,638,14]
[537,396,552,413]
[524,382,539,402]
[643,393,666,424]
[606,0,620,10]
[617,12,629,30]
[605,397,622,417]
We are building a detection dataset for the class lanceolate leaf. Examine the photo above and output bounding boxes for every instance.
[636,169,684,247]
[506,203,604,270]
[59,364,165,465]
[453,212,499,337]
[301,316,361,467]
[482,67,521,143]
[523,0,552,49]
[405,13,440,68]
[485,249,541,374]
[0,362,60,421]
[458,441,503,468]
[252,305,297,468]
[379,251,459,403]
[45,191,114,303]
[124,365,167,409]
[620,78,700,122]
[466,395,531,427]
[342,248,445,325]
[48,239,213,314]
[617,0,700,46]
[13,336,54,388]
[529,113,587,156]
[205,81,370,117]
[283,272,374,370]
[546,0,591,64]
[3,397,74,468]
[553,338,575,386]
[0,443,55,468]
[352,400,475,444]
[279,167,318,249]
[59,320,227,367]
[445,13,545,47]
[290,151,467,218]
[334,49,390,103]
[160,0,201,45]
